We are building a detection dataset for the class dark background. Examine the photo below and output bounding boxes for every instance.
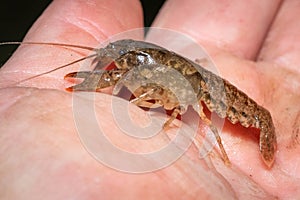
[0,0,165,66]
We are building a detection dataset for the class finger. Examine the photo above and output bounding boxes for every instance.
[256,0,300,104]
[0,0,143,88]
[152,0,281,60]
[258,0,300,73]
[23,0,143,44]
[256,0,300,118]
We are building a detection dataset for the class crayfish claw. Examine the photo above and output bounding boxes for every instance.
[65,84,91,92]
[65,70,114,92]
[64,71,93,79]
[64,71,98,92]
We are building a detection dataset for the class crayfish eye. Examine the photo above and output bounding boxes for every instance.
[119,49,126,55]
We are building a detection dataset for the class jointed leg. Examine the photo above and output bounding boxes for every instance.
[162,107,181,130]
[198,106,231,166]
[130,87,181,130]
[130,88,157,105]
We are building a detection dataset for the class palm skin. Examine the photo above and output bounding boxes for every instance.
[0,0,300,199]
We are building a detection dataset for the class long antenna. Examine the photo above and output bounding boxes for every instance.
[1,41,101,86]
[14,53,98,85]
[0,41,96,51]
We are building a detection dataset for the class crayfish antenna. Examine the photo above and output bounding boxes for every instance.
[0,41,101,87]
[12,54,98,86]
[0,41,97,51]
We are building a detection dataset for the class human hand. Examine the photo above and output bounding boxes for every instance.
[0,0,299,199]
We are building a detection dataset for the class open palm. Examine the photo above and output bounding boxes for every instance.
[1,0,299,199]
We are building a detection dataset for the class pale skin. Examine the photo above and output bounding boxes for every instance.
[0,0,300,199]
